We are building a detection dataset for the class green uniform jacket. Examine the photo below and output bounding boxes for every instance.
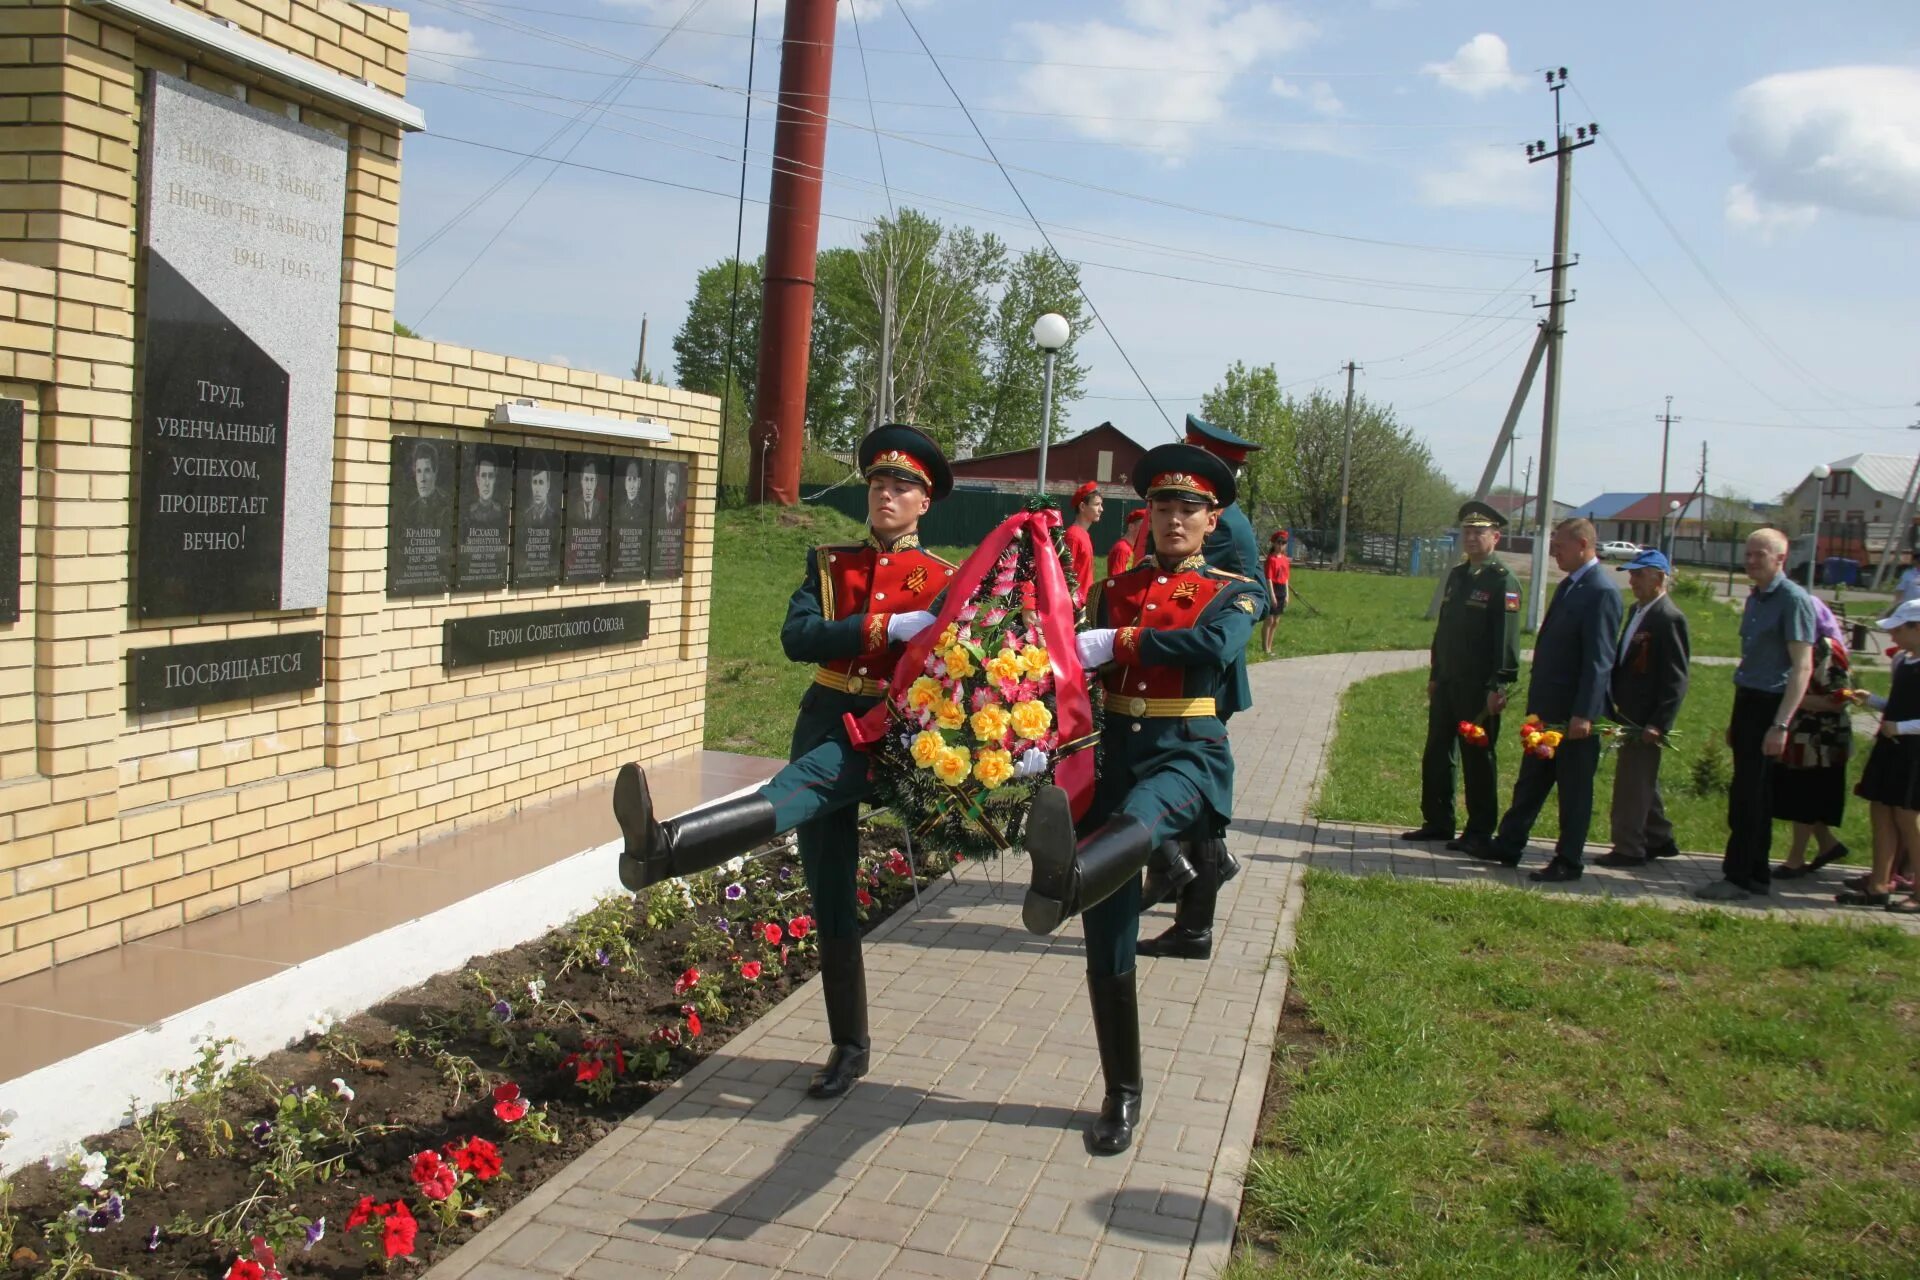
[1430,556,1522,692]
[1202,501,1263,714]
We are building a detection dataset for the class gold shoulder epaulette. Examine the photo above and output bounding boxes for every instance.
[1205,566,1256,583]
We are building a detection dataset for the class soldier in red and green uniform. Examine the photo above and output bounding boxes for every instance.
[1021,444,1264,1155]
[613,424,953,1099]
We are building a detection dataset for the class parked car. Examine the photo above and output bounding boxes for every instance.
[1599,540,1641,560]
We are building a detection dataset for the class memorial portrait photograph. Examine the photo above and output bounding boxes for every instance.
[513,446,565,588]
[609,455,653,583]
[649,458,688,580]
[456,442,515,591]
[386,435,455,596]
[563,452,612,584]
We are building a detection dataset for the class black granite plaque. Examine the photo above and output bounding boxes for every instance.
[0,399,20,624]
[456,443,515,591]
[608,456,653,583]
[649,459,687,580]
[513,446,564,588]
[128,630,324,713]
[443,600,650,670]
[137,254,291,618]
[563,453,612,584]
[386,436,455,596]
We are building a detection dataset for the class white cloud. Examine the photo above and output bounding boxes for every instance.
[1416,144,1544,209]
[1727,66,1920,226]
[409,24,481,84]
[1007,1,1316,158]
[1270,76,1344,117]
[1421,33,1527,98]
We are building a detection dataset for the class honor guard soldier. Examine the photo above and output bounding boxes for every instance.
[1402,499,1522,857]
[612,424,953,1099]
[1020,444,1265,1155]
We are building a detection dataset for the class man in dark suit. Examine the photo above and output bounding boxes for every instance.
[1473,517,1622,881]
[1597,549,1691,867]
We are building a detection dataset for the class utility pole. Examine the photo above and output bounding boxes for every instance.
[1521,69,1596,633]
[1520,455,1534,537]
[1699,441,1710,564]
[1655,394,1679,550]
[1333,361,1358,570]
[1870,411,1920,590]
[875,262,896,428]
[633,314,649,383]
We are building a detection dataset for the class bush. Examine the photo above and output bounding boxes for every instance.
[1669,572,1715,603]
[1689,740,1732,797]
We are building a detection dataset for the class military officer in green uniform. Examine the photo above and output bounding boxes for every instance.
[1401,500,1522,858]
[613,424,954,1100]
[1021,443,1265,1155]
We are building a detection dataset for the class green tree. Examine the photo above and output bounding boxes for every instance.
[973,249,1090,456]
[1200,362,1291,529]
[672,257,761,399]
[1249,386,1459,546]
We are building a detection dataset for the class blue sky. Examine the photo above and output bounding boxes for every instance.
[386,0,1920,506]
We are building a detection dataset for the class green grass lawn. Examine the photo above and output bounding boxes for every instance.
[1254,570,1441,662]
[1228,874,1920,1279]
[1313,663,1881,863]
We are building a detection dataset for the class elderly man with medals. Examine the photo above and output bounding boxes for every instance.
[612,425,953,1099]
[1020,443,1265,1155]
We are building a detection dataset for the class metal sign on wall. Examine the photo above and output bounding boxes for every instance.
[135,73,348,618]
[0,399,19,624]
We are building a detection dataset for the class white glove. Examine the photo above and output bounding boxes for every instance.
[887,610,938,643]
[1014,748,1048,779]
[1076,628,1117,668]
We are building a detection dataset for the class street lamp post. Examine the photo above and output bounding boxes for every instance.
[1031,313,1070,496]
[1808,463,1831,590]
[1664,499,1681,559]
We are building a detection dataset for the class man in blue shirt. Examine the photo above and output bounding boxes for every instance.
[1699,528,1815,899]
[1473,518,1621,880]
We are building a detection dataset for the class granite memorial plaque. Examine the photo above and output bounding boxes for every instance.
[0,399,20,624]
[443,601,650,670]
[608,455,653,583]
[386,436,455,595]
[562,453,612,584]
[128,630,324,713]
[512,447,565,588]
[456,443,515,590]
[649,458,688,580]
[137,73,348,618]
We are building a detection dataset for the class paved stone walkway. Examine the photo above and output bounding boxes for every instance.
[427,649,1914,1280]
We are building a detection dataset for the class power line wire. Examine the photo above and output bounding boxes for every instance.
[845,0,893,218]
[719,0,760,452]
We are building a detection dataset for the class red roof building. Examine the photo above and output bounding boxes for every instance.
[947,422,1147,495]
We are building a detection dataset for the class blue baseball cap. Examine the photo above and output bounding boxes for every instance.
[1616,548,1671,574]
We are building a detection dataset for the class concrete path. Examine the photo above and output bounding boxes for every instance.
[426,648,1913,1280]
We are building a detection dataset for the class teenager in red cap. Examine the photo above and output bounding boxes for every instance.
[1261,530,1291,656]
[1108,508,1144,575]
[1064,481,1102,607]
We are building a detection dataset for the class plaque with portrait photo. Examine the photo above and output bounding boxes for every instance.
[456,443,515,591]
[1,398,20,624]
[649,459,688,580]
[563,453,613,584]
[386,436,455,596]
[512,446,565,588]
[608,455,654,583]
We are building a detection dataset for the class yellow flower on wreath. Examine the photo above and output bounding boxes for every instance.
[910,730,946,769]
[934,699,967,731]
[937,625,958,651]
[906,676,943,714]
[986,648,1022,684]
[944,646,975,679]
[1010,699,1053,741]
[1018,645,1051,677]
[932,746,971,786]
[972,748,1014,790]
[970,702,1012,743]
[1541,730,1563,748]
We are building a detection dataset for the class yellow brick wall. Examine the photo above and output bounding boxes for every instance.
[0,0,719,979]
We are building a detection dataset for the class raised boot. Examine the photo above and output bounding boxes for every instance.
[808,937,869,1099]
[614,763,777,891]
[1023,788,1155,936]
[1138,838,1200,910]
[1086,969,1143,1155]
[1137,840,1220,961]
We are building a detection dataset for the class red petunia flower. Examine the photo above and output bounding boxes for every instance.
[761,923,783,946]
[225,1260,265,1280]
[447,1136,503,1181]
[856,888,873,907]
[739,960,762,981]
[381,1203,417,1259]
[787,915,813,940]
[410,1150,457,1201]
[345,1197,379,1230]
[685,1010,702,1038]
[491,1081,529,1123]
[672,967,700,997]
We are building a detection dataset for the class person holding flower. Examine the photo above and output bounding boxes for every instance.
[1020,443,1265,1155]
[1837,598,1920,914]
[613,424,954,1099]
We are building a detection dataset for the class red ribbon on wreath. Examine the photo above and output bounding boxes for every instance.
[845,507,1097,823]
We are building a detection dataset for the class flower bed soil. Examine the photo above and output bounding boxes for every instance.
[2,833,958,1280]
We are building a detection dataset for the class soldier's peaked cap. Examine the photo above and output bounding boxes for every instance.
[1458,499,1507,529]
[859,423,953,500]
[1135,443,1236,507]
[1184,413,1261,465]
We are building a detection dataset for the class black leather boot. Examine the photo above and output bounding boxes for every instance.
[1139,839,1226,960]
[1086,969,1142,1155]
[808,937,869,1099]
[1138,838,1199,910]
[1023,787,1155,936]
[614,763,778,891]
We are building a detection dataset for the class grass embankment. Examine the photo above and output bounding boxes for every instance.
[1314,663,1888,862]
[1229,874,1920,1279]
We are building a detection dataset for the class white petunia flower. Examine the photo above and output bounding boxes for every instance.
[526,978,546,1005]
[77,1148,108,1189]
[330,1078,355,1102]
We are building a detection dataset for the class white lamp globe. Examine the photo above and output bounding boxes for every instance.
[1812,463,1832,480]
[1031,312,1070,351]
